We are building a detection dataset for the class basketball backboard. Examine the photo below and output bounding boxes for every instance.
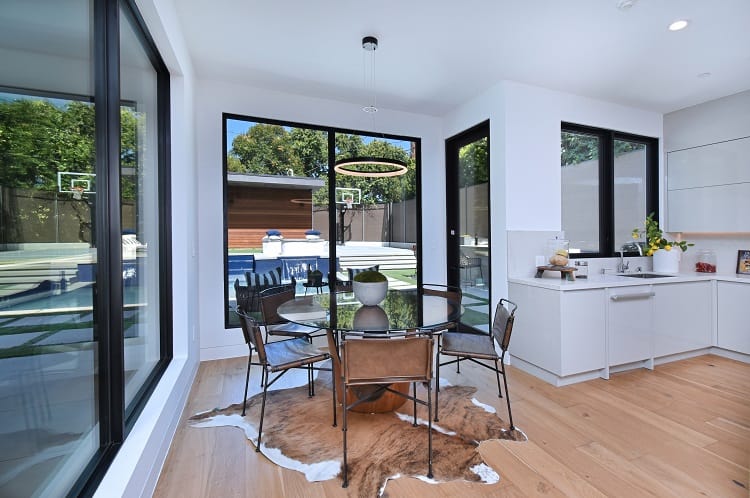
[58,172,96,195]
[335,187,361,206]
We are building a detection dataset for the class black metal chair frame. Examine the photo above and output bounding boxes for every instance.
[235,310,335,453]
[459,253,484,286]
[339,333,435,488]
[259,285,323,343]
[434,298,517,430]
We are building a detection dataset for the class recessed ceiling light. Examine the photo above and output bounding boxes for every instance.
[668,19,689,31]
[616,0,637,10]
[697,72,712,79]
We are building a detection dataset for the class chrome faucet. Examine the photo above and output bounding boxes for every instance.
[617,250,629,273]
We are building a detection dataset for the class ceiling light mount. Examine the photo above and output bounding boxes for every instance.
[362,36,378,51]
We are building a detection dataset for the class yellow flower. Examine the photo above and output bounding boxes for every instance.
[647,249,654,256]
[664,245,672,251]
[632,233,639,240]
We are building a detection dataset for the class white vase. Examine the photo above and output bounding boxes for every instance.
[352,280,388,306]
[652,248,681,273]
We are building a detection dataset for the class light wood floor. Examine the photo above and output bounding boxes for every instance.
[154,354,750,497]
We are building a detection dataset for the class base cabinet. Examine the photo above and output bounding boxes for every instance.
[509,283,606,379]
[653,281,713,357]
[607,286,653,366]
[717,282,750,354]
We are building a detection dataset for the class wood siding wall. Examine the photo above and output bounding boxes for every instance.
[227,186,313,248]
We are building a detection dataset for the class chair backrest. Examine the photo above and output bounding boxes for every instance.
[341,336,433,385]
[234,278,252,313]
[491,298,517,351]
[236,310,267,363]
[421,283,461,303]
[246,266,283,288]
[346,265,380,282]
[259,285,295,325]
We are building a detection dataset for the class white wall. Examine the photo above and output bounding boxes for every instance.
[94,0,200,496]
[442,81,663,297]
[194,80,443,360]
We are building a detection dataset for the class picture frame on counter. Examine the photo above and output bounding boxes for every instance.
[737,250,750,275]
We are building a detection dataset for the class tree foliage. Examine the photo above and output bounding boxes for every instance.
[228,123,417,205]
[561,131,644,167]
[458,137,487,187]
[0,97,140,199]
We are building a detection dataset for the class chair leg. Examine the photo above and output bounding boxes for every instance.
[412,382,418,426]
[257,370,269,453]
[331,363,337,428]
[427,379,433,479]
[456,356,461,373]
[342,386,349,488]
[494,358,503,398]
[434,347,440,422]
[242,353,252,416]
[501,366,515,431]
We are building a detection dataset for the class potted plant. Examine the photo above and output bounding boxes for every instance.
[352,270,388,306]
[632,213,693,272]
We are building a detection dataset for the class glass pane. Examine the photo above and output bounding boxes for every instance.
[0,2,99,496]
[334,133,417,292]
[561,131,600,254]
[120,5,161,409]
[614,139,647,254]
[458,137,489,331]
[224,120,329,327]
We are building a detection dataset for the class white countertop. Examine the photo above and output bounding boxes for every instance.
[508,272,750,291]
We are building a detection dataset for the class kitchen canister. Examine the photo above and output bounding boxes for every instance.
[695,249,717,273]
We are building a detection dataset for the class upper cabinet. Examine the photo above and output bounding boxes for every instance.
[664,91,750,233]
[666,137,750,232]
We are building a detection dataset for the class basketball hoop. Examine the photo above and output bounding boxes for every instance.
[72,186,85,200]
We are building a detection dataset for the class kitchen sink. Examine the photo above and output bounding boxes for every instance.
[620,273,675,279]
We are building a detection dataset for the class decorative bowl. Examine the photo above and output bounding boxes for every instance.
[352,280,388,306]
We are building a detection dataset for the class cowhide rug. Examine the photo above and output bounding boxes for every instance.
[190,378,526,497]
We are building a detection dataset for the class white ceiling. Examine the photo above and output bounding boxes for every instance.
[173,0,750,116]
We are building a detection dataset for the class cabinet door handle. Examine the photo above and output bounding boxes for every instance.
[610,292,655,301]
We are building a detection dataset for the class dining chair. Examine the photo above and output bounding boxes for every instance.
[339,334,435,487]
[259,285,323,342]
[419,283,462,334]
[459,252,483,286]
[434,298,517,430]
[235,310,334,453]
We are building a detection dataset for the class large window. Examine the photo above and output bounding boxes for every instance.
[223,115,419,328]
[561,123,657,257]
[0,1,171,496]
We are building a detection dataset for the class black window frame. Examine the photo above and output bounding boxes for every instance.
[71,0,173,496]
[221,113,422,328]
[562,122,658,258]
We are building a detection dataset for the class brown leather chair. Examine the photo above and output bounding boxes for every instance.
[339,335,434,487]
[434,298,517,430]
[235,310,333,453]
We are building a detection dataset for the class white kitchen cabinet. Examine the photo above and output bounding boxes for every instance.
[607,286,653,367]
[717,281,750,355]
[508,283,606,380]
[652,281,713,357]
[665,137,750,233]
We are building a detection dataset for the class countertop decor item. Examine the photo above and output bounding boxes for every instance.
[737,250,750,275]
[632,213,693,255]
[352,270,388,306]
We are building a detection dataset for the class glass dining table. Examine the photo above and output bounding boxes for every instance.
[277,287,462,413]
[276,287,462,334]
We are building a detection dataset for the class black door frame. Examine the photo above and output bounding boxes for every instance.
[445,120,490,332]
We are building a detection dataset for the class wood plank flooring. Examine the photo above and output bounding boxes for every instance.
[154,354,750,497]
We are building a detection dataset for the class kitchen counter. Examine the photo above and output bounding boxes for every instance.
[508,272,749,291]
[508,271,749,387]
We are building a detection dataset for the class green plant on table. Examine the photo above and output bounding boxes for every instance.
[632,213,693,256]
[352,270,387,283]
